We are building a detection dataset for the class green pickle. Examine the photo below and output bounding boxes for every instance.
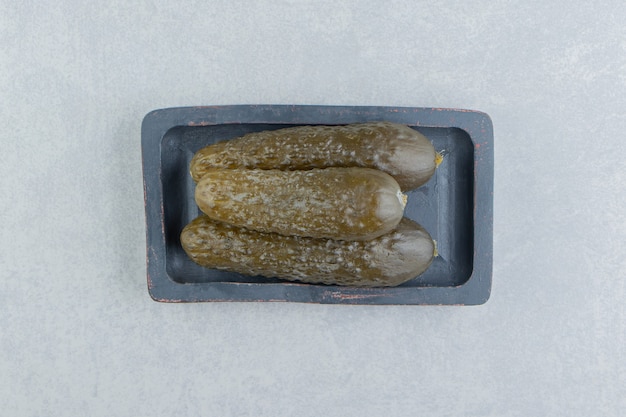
[195,167,406,241]
[190,122,437,191]
[180,216,436,287]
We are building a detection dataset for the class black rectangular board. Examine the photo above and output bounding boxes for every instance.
[141,105,493,304]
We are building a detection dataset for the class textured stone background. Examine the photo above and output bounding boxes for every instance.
[1,1,624,416]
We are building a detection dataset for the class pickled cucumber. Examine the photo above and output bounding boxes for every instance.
[180,216,435,287]
[195,167,406,241]
[190,122,437,191]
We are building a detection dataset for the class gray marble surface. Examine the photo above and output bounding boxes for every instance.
[1,1,624,416]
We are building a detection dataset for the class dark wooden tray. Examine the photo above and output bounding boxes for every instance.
[141,105,493,304]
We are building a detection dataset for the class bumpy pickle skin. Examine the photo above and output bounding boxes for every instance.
[190,122,436,191]
[180,216,435,287]
[194,167,406,241]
